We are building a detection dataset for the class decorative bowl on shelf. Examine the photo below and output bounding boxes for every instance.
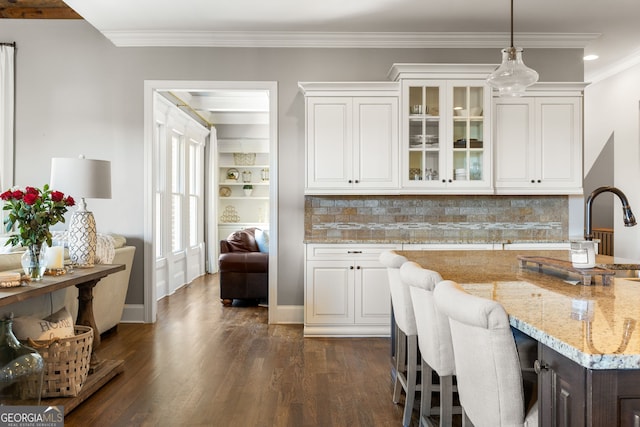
[226,168,239,181]
[219,186,231,197]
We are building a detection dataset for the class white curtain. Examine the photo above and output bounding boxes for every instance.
[0,44,15,192]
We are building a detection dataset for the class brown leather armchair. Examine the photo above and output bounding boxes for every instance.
[218,228,268,306]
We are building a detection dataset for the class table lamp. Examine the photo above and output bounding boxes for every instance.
[50,155,112,267]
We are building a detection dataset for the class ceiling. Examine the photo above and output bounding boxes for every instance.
[61,0,640,83]
[161,90,270,126]
[4,0,640,82]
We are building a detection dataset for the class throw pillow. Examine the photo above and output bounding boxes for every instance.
[95,233,116,264]
[12,307,75,341]
[226,229,259,252]
[255,229,269,253]
[110,233,127,249]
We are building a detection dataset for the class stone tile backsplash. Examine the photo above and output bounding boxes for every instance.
[305,195,568,243]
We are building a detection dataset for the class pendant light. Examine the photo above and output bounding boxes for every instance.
[486,0,539,96]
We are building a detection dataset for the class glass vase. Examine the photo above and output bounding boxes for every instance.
[21,243,47,281]
[0,315,44,404]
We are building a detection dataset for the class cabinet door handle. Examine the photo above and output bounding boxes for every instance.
[531,179,535,183]
[350,266,354,270]
[348,179,353,183]
[537,179,541,183]
[354,179,359,184]
[533,360,549,374]
[442,179,446,183]
[356,266,361,269]
[347,251,362,254]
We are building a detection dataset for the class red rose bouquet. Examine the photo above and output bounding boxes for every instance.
[1,184,75,248]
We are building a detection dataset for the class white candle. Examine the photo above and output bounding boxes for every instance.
[46,246,65,269]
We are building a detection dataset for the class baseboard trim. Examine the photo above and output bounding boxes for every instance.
[121,304,145,323]
[270,304,303,324]
[304,324,391,337]
[120,303,303,325]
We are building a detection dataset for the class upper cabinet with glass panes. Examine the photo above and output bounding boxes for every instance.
[388,64,495,194]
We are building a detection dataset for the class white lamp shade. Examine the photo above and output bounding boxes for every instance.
[50,157,112,199]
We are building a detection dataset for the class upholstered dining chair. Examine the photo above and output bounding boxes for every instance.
[379,251,417,427]
[433,280,538,427]
[400,261,460,427]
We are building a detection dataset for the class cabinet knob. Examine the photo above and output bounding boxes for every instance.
[350,266,354,270]
[448,179,453,183]
[537,179,541,183]
[348,179,353,184]
[533,360,549,374]
[442,179,446,183]
[356,266,361,270]
[354,180,359,184]
[531,179,535,183]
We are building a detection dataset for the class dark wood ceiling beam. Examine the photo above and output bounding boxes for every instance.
[0,0,81,19]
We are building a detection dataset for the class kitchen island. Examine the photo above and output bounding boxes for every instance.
[399,249,640,427]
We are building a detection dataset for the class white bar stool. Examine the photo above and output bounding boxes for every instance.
[401,261,461,427]
[433,280,538,427]
[380,251,418,427]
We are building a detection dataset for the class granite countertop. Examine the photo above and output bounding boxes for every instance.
[399,249,640,370]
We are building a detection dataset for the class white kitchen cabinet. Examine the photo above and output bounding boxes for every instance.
[299,82,399,194]
[493,84,587,195]
[402,243,501,251]
[389,64,496,194]
[304,243,401,337]
[400,80,492,193]
[502,242,571,250]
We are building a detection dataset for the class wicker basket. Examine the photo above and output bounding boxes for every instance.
[19,325,93,398]
[233,152,256,166]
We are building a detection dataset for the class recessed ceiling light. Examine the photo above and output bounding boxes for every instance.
[584,54,599,61]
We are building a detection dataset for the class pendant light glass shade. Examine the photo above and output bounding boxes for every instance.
[486,0,539,96]
[487,47,539,96]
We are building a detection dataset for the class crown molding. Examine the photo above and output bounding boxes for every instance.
[387,63,498,81]
[585,47,640,84]
[103,30,599,49]
[298,81,399,96]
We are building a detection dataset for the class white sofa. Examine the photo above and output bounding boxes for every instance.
[0,236,136,335]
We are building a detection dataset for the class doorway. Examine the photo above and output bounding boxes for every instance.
[144,80,278,324]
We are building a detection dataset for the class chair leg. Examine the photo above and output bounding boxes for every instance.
[419,359,433,427]
[403,335,418,427]
[439,375,453,427]
[393,327,406,404]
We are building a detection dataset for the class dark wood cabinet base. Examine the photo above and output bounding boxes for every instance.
[538,343,640,426]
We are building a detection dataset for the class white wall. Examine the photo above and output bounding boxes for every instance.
[0,20,584,309]
[585,67,640,260]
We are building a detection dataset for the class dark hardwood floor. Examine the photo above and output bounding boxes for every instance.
[63,274,405,426]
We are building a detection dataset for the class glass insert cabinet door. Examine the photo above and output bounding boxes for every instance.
[407,82,443,183]
[451,84,485,183]
[403,79,490,189]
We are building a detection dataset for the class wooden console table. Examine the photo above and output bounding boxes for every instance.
[0,264,125,413]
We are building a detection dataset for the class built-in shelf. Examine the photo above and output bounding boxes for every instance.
[222,196,269,200]
[217,144,270,232]
[221,181,269,186]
